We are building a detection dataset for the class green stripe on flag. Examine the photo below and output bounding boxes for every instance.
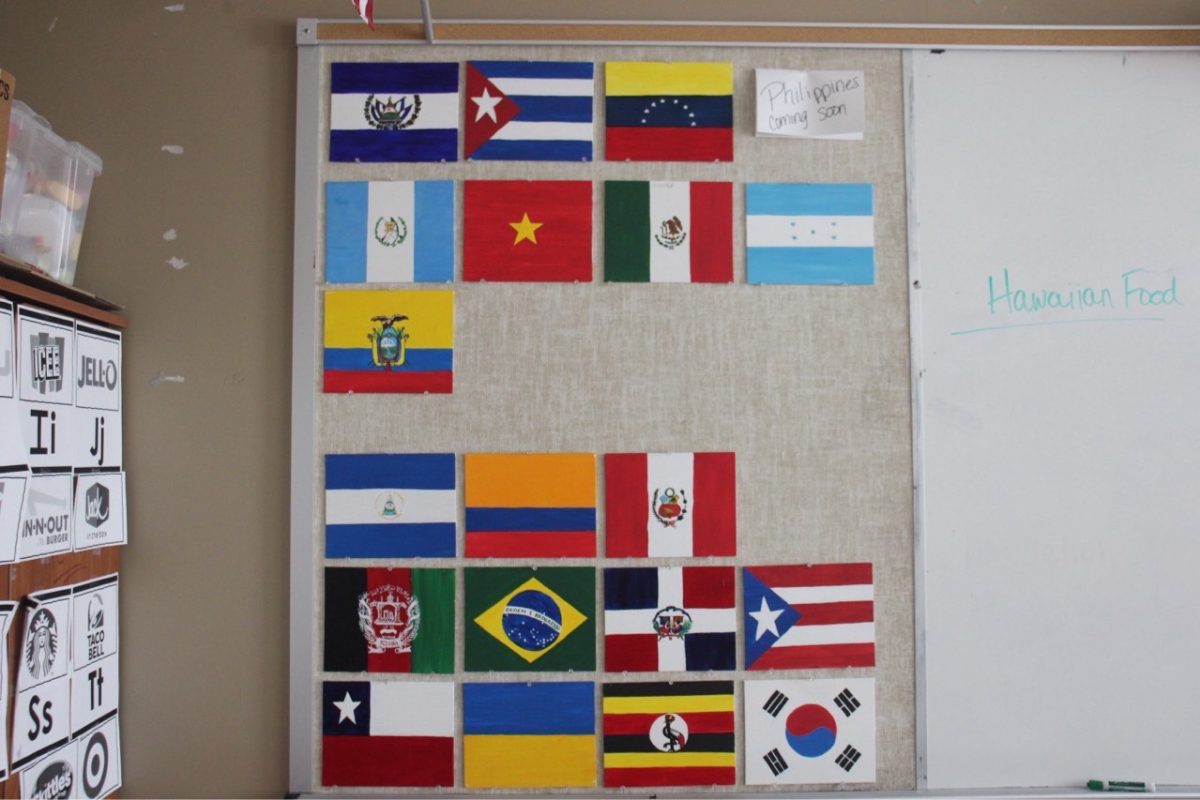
[412,568,455,674]
[605,181,650,282]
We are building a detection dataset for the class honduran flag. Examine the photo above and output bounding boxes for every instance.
[329,62,459,162]
[604,566,736,672]
[605,452,736,558]
[745,183,876,285]
[324,453,456,557]
[322,680,454,787]
[604,181,733,283]
[605,61,733,162]
[465,61,595,161]
[325,181,453,283]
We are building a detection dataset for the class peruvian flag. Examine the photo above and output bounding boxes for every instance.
[352,0,374,29]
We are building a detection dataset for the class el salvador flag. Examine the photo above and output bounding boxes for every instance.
[325,181,453,283]
[330,62,460,162]
[464,61,595,161]
[746,183,875,285]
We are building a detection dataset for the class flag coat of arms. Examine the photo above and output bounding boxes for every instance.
[325,180,453,283]
[322,289,453,394]
[323,566,453,674]
[329,62,459,162]
[322,679,454,787]
[465,61,595,161]
[464,452,596,557]
[605,61,733,162]
[744,678,876,785]
[324,453,456,557]
[605,452,736,557]
[464,681,596,788]
[743,563,875,670]
[465,566,595,672]
[463,180,592,282]
[602,680,735,787]
[605,181,733,283]
[604,566,736,672]
[745,183,876,285]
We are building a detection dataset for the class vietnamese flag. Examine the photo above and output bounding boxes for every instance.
[463,180,592,282]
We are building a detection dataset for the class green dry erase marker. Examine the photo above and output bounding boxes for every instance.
[1087,780,1156,792]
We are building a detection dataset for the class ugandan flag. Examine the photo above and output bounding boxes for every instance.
[605,62,733,162]
[603,681,736,787]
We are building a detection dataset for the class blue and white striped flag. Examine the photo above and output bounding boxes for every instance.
[746,183,875,285]
[325,181,453,283]
[330,63,459,162]
[464,61,594,161]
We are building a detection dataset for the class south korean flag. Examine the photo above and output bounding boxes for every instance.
[744,678,875,785]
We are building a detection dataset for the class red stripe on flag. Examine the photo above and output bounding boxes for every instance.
[324,370,452,394]
[604,453,648,557]
[748,642,876,670]
[322,735,453,787]
[681,565,735,609]
[791,600,875,626]
[748,562,873,587]
[604,711,733,736]
[691,452,736,556]
[366,567,413,673]
[604,766,736,788]
[604,633,659,672]
[688,182,733,283]
[465,531,596,558]
[605,127,733,162]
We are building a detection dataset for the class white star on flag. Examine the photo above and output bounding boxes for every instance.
[750,596,785,641]
[472,87,503,123]
[334,691,361,724]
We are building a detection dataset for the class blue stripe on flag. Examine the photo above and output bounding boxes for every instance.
[323,348,454,372]
[464,682,594,735]
[325,182,368,283]
[471,61,594,79]
[325,522,456,558]
[325,453,455,490]
[414,181,454,282]
[466,507,596,532]
[330,130,458,163]
[746,183,874,216]
[603,567,659,610]
[331,62,459,94]
[605,95,732,128]
[470,139,592,162]
[684,632,737,670]
[746,246,876,285]
[507,95,592,122]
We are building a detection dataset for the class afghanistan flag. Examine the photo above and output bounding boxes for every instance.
[605,61,733,162]
[602,680,735,787]
[604,181,733,283]
[325,180,453,283]
[605,452,736,557]
[322,679,454,787]
[464,61,594,161]
[603,566,736,672]
[323,566,454,674]
[462,180,592,282]
[329,62,459,162]
[464,682,596,788]
[465,566,595,672]
[322,289,453,394]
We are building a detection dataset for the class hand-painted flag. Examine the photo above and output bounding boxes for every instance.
[465,452,596,557]
[746,183,875,285]
[604,181,732,283]
[464,682,596,788]
[351,0,374,29]
[602,680,735,787]
[322,289,453,394]
[465,61,594,161]
[604,566,735,672]
[743,563,875,670]
[744,678,875,785]
[605,452,736,557]
[605,62,733,162]
[463,180,592,282]
[465,566,595,672]
[330,62,459,162]
[325,181,453,283]
[323,566,453,673]
[322,679,454,787]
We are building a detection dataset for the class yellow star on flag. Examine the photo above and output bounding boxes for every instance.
[509,212,543,245]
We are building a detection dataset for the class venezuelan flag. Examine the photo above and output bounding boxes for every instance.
[605,62,733,162]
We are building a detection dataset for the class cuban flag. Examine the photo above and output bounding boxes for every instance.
[464,61,594,161]
[746,183,875,285]
[325,181,453,283]
[330,62,459,162]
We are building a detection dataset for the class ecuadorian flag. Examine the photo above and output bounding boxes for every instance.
[323,289,453,394]
[605,62,733,162]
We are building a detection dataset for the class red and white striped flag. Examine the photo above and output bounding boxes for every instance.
[352,0,375,29]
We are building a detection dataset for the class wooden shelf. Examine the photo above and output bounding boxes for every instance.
[0,254,126,329]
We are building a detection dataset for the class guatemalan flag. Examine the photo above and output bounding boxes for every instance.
[464,61,595,161]
[326,181,453,283]
[330,62,460,162]
[746,183,876,285]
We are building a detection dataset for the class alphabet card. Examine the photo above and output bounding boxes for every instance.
[0,299,19,466]
[16,469,73,561]
[0,601,17,780]
[71,322,122,470]
[71,574,119,737]
[13,585,73,772]
[0,468,26,563]
[22,715,122,800]
[17,305,75,469]
[72,469,127,551]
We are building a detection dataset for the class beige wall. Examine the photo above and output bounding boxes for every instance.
[1,2,1196,797]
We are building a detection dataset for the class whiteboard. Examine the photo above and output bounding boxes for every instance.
[909,50,1200,789]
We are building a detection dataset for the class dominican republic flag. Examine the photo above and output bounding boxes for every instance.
[323,566,454,674]
[604,566,736,672]
[324,453,456,558]
[745,183,876,285]
[605,452,736,557]
[604,181,732,283]
[463,180,592,282]
[744,678,876,785]
[743,563,875,670]
[325,181,453,283]
[605,61,733,162]
[330,62,459,162]
[322,680,454,787]
[465,61,594,161]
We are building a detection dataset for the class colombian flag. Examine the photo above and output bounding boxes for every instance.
[605,62,733,162]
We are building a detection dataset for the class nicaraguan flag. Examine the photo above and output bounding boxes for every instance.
[465,61,594,161]
[325,181,453,283]
[330,62,459,162]
[746,183,875,285]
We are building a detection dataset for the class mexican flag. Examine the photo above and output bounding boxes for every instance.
[604,181,732,283]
